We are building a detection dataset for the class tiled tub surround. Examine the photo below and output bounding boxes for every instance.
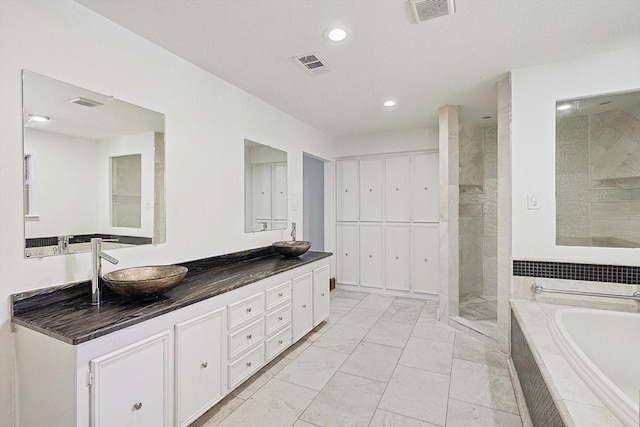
[12,246,331,344]
[511,301,635,427]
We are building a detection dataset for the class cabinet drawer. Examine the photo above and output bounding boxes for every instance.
[228,318,264,359]
[265,326,292,361]
[228,343,265,391]
[266,281,291,311]
[265,303,291,336]
[228,292,264,329]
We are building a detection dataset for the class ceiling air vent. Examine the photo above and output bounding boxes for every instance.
[409,0,455,23]
[67,97,104,107]
[293,53,331,76]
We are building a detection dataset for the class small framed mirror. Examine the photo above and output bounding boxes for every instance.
[244,139,287,232]
[556,89,640,248]
[22,70,166,257]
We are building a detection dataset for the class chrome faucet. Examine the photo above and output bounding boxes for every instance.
[58,235,72,254]
[91,238,119,305]
[291,222,296,241]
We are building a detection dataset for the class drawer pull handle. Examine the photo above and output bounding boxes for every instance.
[201,362,208,368]
[278,292,283,297]
[246,362,252,368]
[278,316,283,321]
[278,339,283,344]
[247,334,252,340]
[246,307,252,313]
[133,402,142,411]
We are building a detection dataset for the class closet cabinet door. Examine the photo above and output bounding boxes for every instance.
[412,152,439,222]
[337,160,358,221]
[385,155,411,222]
[272,163,287,220]
[359,157,384,221]
[385,224,411,291]
[253,164,272,220]
[411,223,439,294]
[359,224,383,288]
[337,223,358,286]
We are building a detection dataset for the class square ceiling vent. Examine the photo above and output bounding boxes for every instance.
[292,53,331,76]
[409,0,455,23]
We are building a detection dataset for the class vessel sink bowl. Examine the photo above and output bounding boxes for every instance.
[102,265,188,297]
[272,241,312,257]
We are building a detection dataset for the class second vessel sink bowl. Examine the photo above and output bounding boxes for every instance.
[102,265,188,297]
[273,241,312,257]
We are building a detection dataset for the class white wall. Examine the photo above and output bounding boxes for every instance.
[0,2,333,425]
[333,127,438,158]
[511,47,640,265]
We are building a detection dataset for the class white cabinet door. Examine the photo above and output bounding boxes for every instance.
[386,155,411,222]
[359,224,383,288]
[336,159,358,221]
[385,225,411,291]
[90,331,170,427]
[359,157,384,222]
[412,152,439,222]
[291,272,313,341]
[312,264,330,326]
[336,223,358,286]
[412,223,439,294]
[253,164,272,220]
[175,308,225,427]
[272,163,287,220]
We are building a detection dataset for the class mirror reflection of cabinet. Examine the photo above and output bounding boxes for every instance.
[244,140,287,233]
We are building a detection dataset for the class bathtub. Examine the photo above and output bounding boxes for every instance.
[550,308,640,427]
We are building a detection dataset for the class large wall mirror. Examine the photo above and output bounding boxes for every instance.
[244,139,287,232]
[22,70,166,258]
[556,89,640,248]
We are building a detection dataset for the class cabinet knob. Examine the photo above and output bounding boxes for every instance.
[424,258,428,262]
[369,254,373,258]
[133,402,142,411]
[261,192,265,195]
[201,362,208,369]
[246,362,252,368]
[278,339,283,344]
[395,256,399,260]
[369,188,373,192]
[424,186,428,190]
[278,292,283,297]
[246,307,252,313]
[345,252,349,256]
[396,187,399,191]
[278,316,283,321]
[302,304,307,308]
[345,189,348,192]
[247,334,253,340]
[321,293,325,296]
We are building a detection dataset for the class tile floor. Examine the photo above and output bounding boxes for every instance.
[191,289,524,427]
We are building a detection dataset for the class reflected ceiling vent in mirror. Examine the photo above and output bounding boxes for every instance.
[409,0,455,23]
[67,97,104,107]
[292,53,331,76]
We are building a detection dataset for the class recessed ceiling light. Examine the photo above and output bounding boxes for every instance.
[326,28,347,42]
[383,100,397,107]
[557,104,572,111]
[28,114,50,122]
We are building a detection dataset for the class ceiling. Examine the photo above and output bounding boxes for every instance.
[73,0,640,137]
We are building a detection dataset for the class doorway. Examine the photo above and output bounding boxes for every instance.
[303,154,326,251]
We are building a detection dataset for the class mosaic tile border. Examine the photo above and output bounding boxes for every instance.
[513,260,640,285]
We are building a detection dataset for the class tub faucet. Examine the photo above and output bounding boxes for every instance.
[291,222,296,241]
[91,238,119,306]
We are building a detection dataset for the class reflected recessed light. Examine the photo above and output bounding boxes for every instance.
[383,100,397,107]
[557,104,572,111]
[28,114,50,122]
[326,28,347,42]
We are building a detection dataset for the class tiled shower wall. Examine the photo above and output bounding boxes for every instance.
[459,126,497,297]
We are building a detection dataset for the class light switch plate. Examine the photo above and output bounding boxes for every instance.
[527,193,540,210]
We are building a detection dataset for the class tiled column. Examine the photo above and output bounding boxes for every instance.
[439,105,460,319]
[496,74,512,353]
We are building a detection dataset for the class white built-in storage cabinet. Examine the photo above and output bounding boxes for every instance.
[336,152,439,296]
[14,258,330,427]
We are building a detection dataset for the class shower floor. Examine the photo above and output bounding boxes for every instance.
[459,294,497,325]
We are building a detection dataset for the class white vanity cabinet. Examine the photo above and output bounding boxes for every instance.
[291,272,314,341]
[91,331,171,427]
[312,264,330,325]
[175,308,226,427]
[264,281,292,361]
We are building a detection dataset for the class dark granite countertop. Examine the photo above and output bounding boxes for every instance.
[11,247,332,345]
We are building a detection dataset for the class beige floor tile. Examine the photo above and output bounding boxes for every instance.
[369,409,439,427]
[300,372,386,427]
[380,302,423,325]
[356,293,395,311]
[282,338,312,359]
[292,420,318,427]
[364,320,413,348]
[329,296,361,311]
[275,346,348,391]
[312,323,369,354]
[453,332,507,369]
[412,318,456,343]
[331,289,369,300]
[337,307,384,329]
[218,378,317,427]
[399,337,453,375]
[378,365,450,426]
[340,341,403,382]
[449,359,519,414]
[191,394,245,427]
[445,399,523,427]
[230,369,271,399]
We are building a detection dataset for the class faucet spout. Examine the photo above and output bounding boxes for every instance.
[91,238,119,306]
